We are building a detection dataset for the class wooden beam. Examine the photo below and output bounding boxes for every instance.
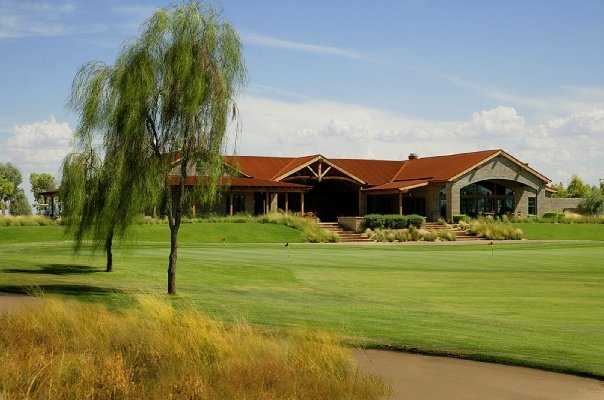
[285,192,289,213]
[301,192,305,215]
[306,165,319,177]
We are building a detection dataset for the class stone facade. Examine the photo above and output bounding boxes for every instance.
[444,154,549,220]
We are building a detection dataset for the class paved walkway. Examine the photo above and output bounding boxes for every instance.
[0,293,40,313]
[354,349,604,400]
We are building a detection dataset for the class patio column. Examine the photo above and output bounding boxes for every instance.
[358,190,367,216]
[285,192,289,213]
[229,193,234,216]
[192,204,196,218]
[270,193,278,212]
[301,192,305,215]
[398,191,403,215]
[265,192,269,214]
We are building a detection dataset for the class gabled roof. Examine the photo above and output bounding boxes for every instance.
[216,149,550,189]
[391,149,500,182]
[272,154,320,180]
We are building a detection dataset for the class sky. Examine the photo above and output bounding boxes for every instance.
[0,0,603,201]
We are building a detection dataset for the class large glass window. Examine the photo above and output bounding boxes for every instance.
[528,197,536,215]
[460,182,515,217]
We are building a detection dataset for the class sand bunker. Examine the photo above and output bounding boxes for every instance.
[354,349,604,400]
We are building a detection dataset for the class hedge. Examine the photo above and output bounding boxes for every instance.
[364,214,425,229]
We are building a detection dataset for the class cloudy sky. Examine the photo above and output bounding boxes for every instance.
[1,0,603,200]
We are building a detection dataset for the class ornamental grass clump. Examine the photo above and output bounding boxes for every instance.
[0,297,388,400]
[365,226,455,242]
[0,215,57,226]
[259,212,339,243]
[467,218,524,240]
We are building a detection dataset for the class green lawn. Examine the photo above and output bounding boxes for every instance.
[513,222,604,241]
[1,226,603,378]
[0,222,305,244]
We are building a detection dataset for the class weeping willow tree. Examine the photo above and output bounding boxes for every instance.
[66,2,245,293]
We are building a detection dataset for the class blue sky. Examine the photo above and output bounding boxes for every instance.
[1,0,603,198]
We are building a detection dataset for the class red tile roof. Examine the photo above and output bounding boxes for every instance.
[391,149,500,182]
[174,149,549,190]
[167,176,310,190]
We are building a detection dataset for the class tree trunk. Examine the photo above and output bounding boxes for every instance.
[166,158,186,295]
[167,224,178,294]
[105,231,113,272]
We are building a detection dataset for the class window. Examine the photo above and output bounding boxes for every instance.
[528,197,537,215]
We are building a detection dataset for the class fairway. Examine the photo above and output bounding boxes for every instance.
[1,232,603,378]
[513,222,604,241]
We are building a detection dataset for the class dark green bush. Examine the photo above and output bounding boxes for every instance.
[542,212,564,219]
[452,214,470,223]
[364,214,424,229]
[406,214,425,228]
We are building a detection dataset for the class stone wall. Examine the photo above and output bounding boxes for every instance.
[338,216,365,233]
[542,197,584,213]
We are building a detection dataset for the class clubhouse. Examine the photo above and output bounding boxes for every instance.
[186,149,581,222]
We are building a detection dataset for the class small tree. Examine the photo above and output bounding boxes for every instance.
[68,2,245,293]
[0,163,23,215]
[566,175,591,198]
[9,189,32,215]
[30,173,56,203]
[0,176,14,215]
[579,192,604,216]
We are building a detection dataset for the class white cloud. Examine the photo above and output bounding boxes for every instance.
[0,1,76,38]
[446,76,604,117]
[0,115,73,203]
[242,33,363,59]
[229,94,604,185]
[1,116,72,169]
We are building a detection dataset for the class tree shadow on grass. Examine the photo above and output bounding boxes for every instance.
[0,284,123,298]
[3,264,102,275]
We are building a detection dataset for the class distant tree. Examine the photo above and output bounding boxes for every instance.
[68,2,245,294]
[0,163,23,215]
[566,175,591,198]
[0,176,14,215]
[0,163,22,188]
[579,191,604,215]
[30,173,56,201]
[550,182,568,198]
[9,188,32,215]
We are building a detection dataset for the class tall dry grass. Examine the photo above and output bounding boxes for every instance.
[0,297,387,399]
[0,215,57,226]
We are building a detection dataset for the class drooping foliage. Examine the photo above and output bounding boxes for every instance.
[66,2,245,291]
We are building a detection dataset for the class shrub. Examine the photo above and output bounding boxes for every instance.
[436,230,456,241]
[363,214,424,229]
[0,297,388,399]
[579,192,604,216]
[465,218,524,240]
[452,214,470,223]
[0,215,57,226]
[420,230,437,241]
[406,214,425,228]
[259,212,338,243]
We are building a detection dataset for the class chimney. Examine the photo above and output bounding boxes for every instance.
[408,153,419,160]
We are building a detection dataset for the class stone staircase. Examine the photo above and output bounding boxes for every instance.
[318,222,372,243]
[423,222,484,241]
